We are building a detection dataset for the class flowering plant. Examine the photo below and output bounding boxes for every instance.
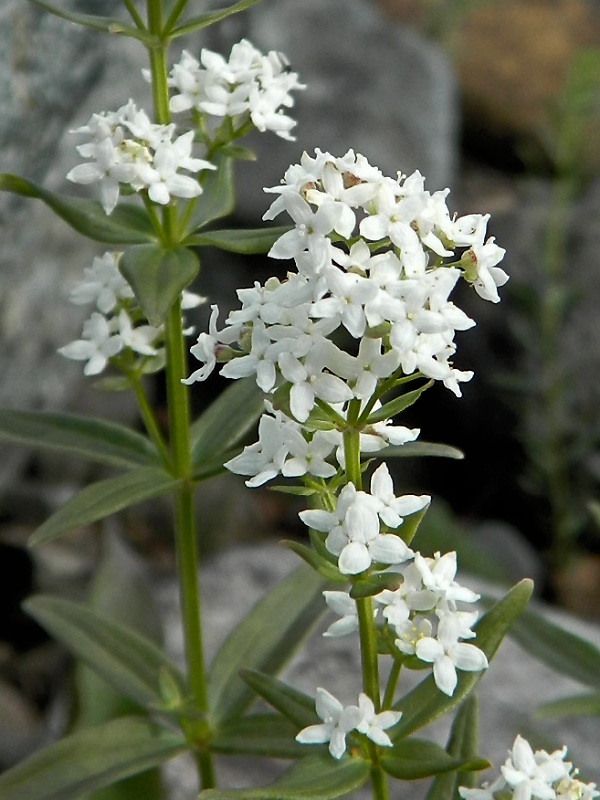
[0,2,596,800]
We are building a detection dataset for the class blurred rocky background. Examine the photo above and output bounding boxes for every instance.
[1,0,600,794]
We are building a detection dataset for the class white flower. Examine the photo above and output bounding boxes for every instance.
[414,551,480,607]
[117,310,161,356]
[370,463,430,529]
[224,412,289,487]
[183,305,241,384]
[415,613,488,696]
[322,591,360,638]
[296,688,361,760]
[459,776,507,800]
[69,252,133,314]
[58,312,122,375]
[355,693,402,747]
[501,735,571,800]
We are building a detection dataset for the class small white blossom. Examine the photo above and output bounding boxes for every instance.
[58,312,122,375]
[295,688,361,760]
[355,693,402,747]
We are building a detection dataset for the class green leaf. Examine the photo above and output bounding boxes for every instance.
[381,738,488,780]
[0,175,155,244]
[207,564,326,725]
[0,410,159,469]
[376,441,464,460]
[537,691,600,718]
[0,715,186,800]
[283,540,346,583]
[119,244,199,326]
[508,607,600,689]
[29,467,181,547]
[170,0,265,38]
[211,714,308,758]
[392,579,533,739]
[240,670,319,729]
[425,695,482,800]
[188,226,291,254]
[24,595,184,708]
[349,572,403,599]
[188,154,234,231]
[366,381,433,424]
[27,0,155,43]
[190,377,264,466]
[199,753,370,800]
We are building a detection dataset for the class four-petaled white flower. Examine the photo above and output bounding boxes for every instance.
[295,688,362,760]
[355,693,402,747]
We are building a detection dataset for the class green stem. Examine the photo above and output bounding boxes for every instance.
[123,0,147,30]
[382,658,401,710]
[164,0,190,34]
[145,2,215,787]
[164,302,215,789]
[131,373,172,468]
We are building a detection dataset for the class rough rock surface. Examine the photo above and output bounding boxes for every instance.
[203,0,457,222]
[160,543,600,798]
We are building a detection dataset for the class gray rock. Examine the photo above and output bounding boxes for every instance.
[159,543,600,798]
[203,0,457,223]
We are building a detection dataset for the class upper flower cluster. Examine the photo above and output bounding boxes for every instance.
[460,735,599,800]
[67,100,215,214]
[185,150,508,432]
[168,39,305,140]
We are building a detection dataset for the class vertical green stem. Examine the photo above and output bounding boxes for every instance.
[343,425,389,800]
[145,1,215,787]
[131,374,172,468]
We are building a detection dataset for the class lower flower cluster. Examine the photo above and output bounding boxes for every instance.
[459,735,599,800]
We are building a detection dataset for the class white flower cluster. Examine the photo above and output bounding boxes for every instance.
[225,402,420,487]
[460,735,599,800]
[323,549,488,697]
[296,687,402,760]
[168,40,305,140]
[185,150,508,448]
[58,251,203,375]
[299,463,429,575]
[67,100,215,214]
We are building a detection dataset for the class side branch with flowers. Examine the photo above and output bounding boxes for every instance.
[0,2,597,800]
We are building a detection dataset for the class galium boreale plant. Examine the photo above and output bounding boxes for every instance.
[0,1,595,800]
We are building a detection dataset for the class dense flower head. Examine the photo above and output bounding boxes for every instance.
[67,100,215,214]
[460,736,599,800]
[186,150,507,427]
[168,40,305,140]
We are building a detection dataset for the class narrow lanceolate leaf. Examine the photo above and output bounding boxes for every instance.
[366,381,433,424]
[381,738,488,780]
[377,441,464,460]
[29,467,181,547]
[283,541,346,584]
[425,695,482,800]
[190,377,264,466]
[188,226,291,254]
[0,715,187,800]
[199,754,370,800]
[392,579,533,740]
[188,153,234,232]
[27,0,155,44]
[240,670,319,729]
[169,0,265,38]
[537,691,600,718]
[119,245,199,326]
[211,714,308,759]
[24,595,185,708]
[207,564,326,725]
[0,175,155,244]
[508,608,600,689]
[0,410,159,469]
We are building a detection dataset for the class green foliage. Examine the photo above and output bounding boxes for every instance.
[199,754,371,800]
[0,410,160,469]
[0,716,187,800]
[119,244,199,326]
[188,154,235,232]
[26,0,155,43]
[240,670,320,729]
[380,738,488,780]
[168,0,267,38]
[189,226,292,253]
[425,695,482,800]
[23,595,185,708]
[28,467,181,547]
[207,564,326,725]
[0,175,155,244]
[211,715,308,758]
[365,381,433,424]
